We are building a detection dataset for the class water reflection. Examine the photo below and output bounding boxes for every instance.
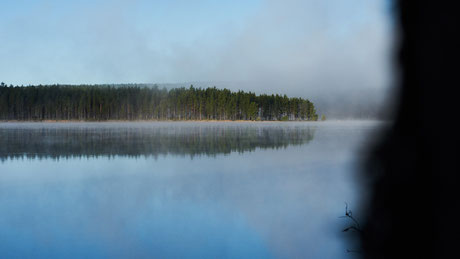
[0,122,315,160]
[0,121,377,258]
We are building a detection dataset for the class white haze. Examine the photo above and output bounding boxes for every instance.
[0,0,395,118]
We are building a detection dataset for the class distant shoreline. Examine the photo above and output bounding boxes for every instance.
[0,119,320,123]
[0,84,319,122]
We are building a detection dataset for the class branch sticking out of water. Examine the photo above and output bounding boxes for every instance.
[340,202,362,253]
[340,202,362,233]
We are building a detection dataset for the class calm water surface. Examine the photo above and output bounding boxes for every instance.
[0,121,381,258]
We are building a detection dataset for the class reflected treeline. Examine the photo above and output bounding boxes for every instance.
[0,123,315,160]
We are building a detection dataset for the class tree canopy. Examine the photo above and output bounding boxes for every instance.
[0,83,318,121]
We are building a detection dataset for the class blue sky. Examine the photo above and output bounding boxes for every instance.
[0,0,393,97]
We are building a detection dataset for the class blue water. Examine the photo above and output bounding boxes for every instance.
[0,121,380,258]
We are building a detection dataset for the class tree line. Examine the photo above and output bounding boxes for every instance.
[0,83,318,121]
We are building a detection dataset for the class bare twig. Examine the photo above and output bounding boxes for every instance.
[346,249,362,253]
[341,202,362,233]
[340,202,362,253]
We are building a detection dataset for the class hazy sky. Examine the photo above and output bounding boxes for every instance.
[0,0,394,97]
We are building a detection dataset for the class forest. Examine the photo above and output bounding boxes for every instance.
[0,83,318,121]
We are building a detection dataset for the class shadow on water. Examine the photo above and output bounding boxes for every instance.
[0,122,316,161]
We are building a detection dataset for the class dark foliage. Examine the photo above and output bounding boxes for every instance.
[0,83,318,121]
[361,1,459,258]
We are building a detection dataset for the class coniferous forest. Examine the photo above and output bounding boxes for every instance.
[0,83,318,121]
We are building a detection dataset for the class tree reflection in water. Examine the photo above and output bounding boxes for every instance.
[0,122,316,161]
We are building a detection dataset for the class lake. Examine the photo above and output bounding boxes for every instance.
[0,121,381,258]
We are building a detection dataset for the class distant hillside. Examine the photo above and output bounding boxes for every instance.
[309,87,394,120]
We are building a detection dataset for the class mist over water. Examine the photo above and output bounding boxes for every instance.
[0,121,380,258]
[0,122,316,160]
[0,0,394,257]
[0,0,394,119]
